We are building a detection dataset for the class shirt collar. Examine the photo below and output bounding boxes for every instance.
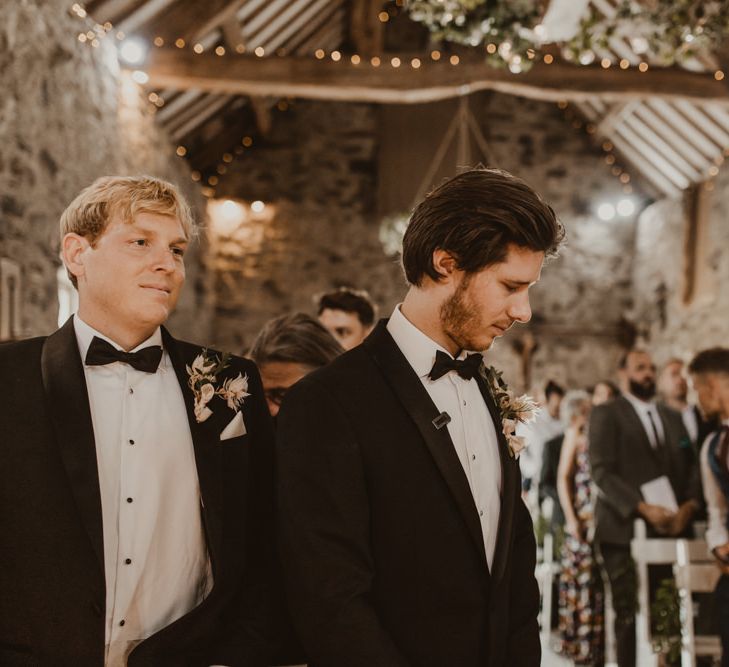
[386,305,470,380]
[73,314,164,366]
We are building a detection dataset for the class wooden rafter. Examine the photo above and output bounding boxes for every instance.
[142,49,729,105]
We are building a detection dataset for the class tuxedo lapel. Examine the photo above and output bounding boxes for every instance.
[364,323,488,568]
[475,373,517,587]
[41,317,105,575]
[162,329,224,573]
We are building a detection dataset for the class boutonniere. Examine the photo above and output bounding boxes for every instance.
[479,364,539,458]
[186,350,250,423]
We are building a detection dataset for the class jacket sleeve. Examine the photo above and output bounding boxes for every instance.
[589,404,642,519]
[538,438,560,509]
[505,490,541,665]
[276,376,410,667]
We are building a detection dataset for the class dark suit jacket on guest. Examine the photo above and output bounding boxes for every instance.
[0,318,276,666]
[276,321,540,667]
[539,434,565,531]
[589,395,699,546]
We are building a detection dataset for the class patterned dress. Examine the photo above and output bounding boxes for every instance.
[558,443,605,665]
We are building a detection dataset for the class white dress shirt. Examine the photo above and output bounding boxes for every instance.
[387,306,502,567]
[74,316,212,666]
[682,404,699,445]
[700,419,729,551]
[624,392,666,449]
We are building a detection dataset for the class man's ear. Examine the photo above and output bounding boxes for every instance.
[61,233,91,283]
[432,249,458,281]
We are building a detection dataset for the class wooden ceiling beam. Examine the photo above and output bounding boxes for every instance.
[142,49,729,105]
[349,0,384,57]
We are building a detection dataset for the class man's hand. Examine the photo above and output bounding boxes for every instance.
[712,544,729,575]
[565,518,585,541]
[664,500,698,537]
[637,501,675,534]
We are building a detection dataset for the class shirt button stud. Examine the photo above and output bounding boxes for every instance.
[479,510,484,516]
[119,619,126,627]
[472,454,476,461]
[125,558,132,565]
[129,388,134,395]
[126,497,133,503]
[463,400,467,406]
[128,439,135,445]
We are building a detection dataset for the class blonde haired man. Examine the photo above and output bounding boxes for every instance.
[0,176,275,666]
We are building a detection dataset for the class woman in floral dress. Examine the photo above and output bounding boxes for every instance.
[557,390,605,666]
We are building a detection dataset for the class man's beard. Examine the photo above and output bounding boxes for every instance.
[440,276,478,352]
[629,378,656,401]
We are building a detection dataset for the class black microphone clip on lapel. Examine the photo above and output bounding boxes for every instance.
[432,411,451,430]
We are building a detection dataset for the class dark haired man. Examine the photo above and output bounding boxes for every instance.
[277,167,564,666]
[689,348,729,664]
[590,348,700,667]
[316,287,376,351]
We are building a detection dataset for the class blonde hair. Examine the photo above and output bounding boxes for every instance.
[60,175,195,242]
[60,175,195,286]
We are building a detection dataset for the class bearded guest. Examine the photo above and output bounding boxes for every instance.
[589,348,700,667]
[276,167,565,666]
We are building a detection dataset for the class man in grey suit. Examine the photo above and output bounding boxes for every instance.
[589,348,700,667]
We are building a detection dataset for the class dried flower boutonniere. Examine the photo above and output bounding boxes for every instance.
[186,350,250,423]
[480,364,539,458]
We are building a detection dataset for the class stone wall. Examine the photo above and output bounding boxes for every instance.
[632,165,729,364]
[0,0,211,341]
[211,100,405,353]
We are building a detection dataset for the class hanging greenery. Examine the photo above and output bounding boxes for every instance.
[405,0,545,72]
[405,0,729,71]
[563,0,729,66]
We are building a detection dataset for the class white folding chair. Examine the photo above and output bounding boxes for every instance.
[674,538,722,667]
[632,519,679,667]
[536,531,561,645]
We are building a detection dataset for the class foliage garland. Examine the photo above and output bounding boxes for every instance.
[405,0,729,71]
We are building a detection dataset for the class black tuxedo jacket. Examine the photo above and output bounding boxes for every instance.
[0,317,276,666]
[589,395,699,545]
[276,321,540,667]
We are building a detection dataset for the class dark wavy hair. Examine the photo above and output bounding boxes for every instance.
[401,167,564,286]
[316,287,376,327]
[688,348,729,376]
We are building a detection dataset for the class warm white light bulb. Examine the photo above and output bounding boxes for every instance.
[251,200,265,213]
[597,203,616,221]
[617,198,635,216]
[119,38,148,65]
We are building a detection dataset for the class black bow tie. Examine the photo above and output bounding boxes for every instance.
[428,350,483,381]
[85,336,163,373]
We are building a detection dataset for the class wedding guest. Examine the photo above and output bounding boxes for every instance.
[557,390,604,666]
[659,356,718,521]
[277,167,564,666]
[590,348,700,667]
[249,312,344,417]
[0,176,276,665]
[659,357,717,450]
[316,286,376,350]
[541,390,595,535]
[592,379,619,406]
[689,348,729,667]
[519,380,565,491]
